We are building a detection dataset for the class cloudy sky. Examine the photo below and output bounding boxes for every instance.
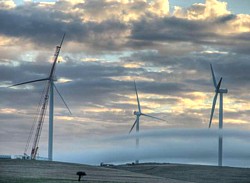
[1,0,250,167]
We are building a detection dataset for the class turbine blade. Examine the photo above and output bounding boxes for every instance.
[209,78,222,128]
[53,83,72,115]
[129,118,138,134]
[209,92,218,128]
[216,77,223,92]
[210,64,217,88]
[9,78,49,87]
[134,81,141,113]
[141,113,167,122]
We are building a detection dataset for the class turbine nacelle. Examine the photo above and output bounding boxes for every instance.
[216,89,228,93]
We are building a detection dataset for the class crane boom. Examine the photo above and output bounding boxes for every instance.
[49,33,65,79]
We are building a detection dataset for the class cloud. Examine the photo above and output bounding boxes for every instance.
[0,7,128,52]
[0,0,248,53]
[0,0,15,9]
[0,0,168,51]
[73,0,169,22]
[173,0,231,20]
[172,0,250,35]
[204,0,230,18]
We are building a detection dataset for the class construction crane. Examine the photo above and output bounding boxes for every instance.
[11,34,69,160]
[30,37,64,159]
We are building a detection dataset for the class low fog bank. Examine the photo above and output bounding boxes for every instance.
[55,128,250,168]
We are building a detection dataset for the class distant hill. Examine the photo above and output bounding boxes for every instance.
[1,160,250,183]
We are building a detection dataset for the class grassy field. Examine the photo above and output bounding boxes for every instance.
[1,160,250,183]
[112,163,250,183]
[0,159,185,183]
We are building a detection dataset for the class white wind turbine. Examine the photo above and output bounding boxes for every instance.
[209,63,228,166]
[129,81,166,164]
[10,34,71,161]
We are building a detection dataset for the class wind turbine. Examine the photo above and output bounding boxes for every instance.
[10,34,71,161]
[208,64,228,166]
[129,81,166,164]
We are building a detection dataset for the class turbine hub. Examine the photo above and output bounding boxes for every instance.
[133,111,140,116]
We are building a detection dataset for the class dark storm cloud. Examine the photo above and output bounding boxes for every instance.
[215,14,237,23]
[0,8,71,44]
[129,14,250,55]
[0,55,145,112]
[0,62,50,82]
[235,32,250,41]
[225,110,250,121]
[121,50,210,70]
[121,49,250,92]
[121,51,212,91]
[204,56,250,90]
[57,58,143,80]
[74,0,147,12]
[0,86,46,108]
[131,80,189,95]
[0,6,127,50]
[74,0,116,12]
[59,79,129,105]
[0,2,247,54]
[130,17,211,43]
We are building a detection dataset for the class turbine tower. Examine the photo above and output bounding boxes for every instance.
[129,81,166,164]
[10,34,71,161]
[209,64,228,166]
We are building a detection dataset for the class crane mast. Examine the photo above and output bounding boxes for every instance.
[30,81,50,159]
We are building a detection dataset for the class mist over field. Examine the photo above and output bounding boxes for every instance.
[54,128,250,167]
